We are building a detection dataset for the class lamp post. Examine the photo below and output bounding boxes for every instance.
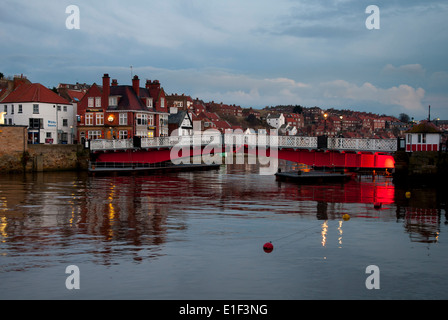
[323,113,328,135]
[339,115,343,135]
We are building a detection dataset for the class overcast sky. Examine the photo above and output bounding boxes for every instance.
[1,0,447,119]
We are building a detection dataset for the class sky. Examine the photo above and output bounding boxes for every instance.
[1,0,448,120]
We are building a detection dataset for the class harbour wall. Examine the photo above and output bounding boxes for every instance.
[393,150,448,186]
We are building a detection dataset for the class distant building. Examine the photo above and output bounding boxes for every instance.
[405,121,442,152]
[168,110,194,136]
[266,113,285,129]
[166,94,194,112]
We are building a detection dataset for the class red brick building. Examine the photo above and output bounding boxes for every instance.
[76,74,169,143]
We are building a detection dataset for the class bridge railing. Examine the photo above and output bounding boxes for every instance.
[141,133,223,149]
[90,134,397,152]
[278,136,318,149]
[90,139,133,151]
[327,137,397,152]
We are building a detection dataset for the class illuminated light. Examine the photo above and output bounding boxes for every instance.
[321,221,328,247]
[338,220,343,247]
[1,216,8,242]
[405,192,411,199]
[108,115,115,122]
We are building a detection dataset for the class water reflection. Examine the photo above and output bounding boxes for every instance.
[0,165,447,272]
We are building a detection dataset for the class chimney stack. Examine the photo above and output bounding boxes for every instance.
[102,73,110,109]
[111,79,118,86]
[132,75,140,96]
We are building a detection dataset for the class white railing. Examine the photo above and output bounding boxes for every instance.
[90,139,133,150]
[327,137,397,152]
[90,134,397,152]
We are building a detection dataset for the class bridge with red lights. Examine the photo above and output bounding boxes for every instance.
[88,133,397,171]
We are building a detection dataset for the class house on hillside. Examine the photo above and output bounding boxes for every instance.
[266,113,285,129]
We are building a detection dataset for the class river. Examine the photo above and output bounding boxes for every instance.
[1,163,448,300]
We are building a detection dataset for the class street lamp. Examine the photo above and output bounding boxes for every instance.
[323,113,328,134]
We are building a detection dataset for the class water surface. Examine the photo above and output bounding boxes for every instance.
[1,164,447,299]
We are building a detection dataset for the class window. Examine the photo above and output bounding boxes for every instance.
[119,130,128,139]
[57,105,61,111]
[33,104,39,114]
[148,114,154,126]
[63,119,68,127]
[88,130,102,140]
[46,132,52,138]
[160,97,165,108]
[418,134,422,143]
[95,97,101,107]
[146,98,153,108]
[11,105,14,114]
[136,114,147,125]
[109,97,118,106]
[88,97,94,108]
[119,113,127,125]
[96,113,104,126]
[87,130,101,140]
[85,113,93,126]
[3,105,6,113]
[422,133,426,144]
[29,118,43,129]
[18,105,22,113]
[174,101,183,108]
[63,106,67,112]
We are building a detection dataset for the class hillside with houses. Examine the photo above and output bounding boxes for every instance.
[1,72,446,146]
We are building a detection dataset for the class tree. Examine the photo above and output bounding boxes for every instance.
[293,105,303,114]
[246,114,259,126]
[0,72,4,79]
[399,113,410,123]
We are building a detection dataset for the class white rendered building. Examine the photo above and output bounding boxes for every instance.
[2,83,75,144]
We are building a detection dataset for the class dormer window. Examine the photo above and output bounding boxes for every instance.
[109,96,118,106]
[147,98,153,108]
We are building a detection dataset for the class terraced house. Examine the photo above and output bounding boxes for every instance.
[76,74,169,143]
